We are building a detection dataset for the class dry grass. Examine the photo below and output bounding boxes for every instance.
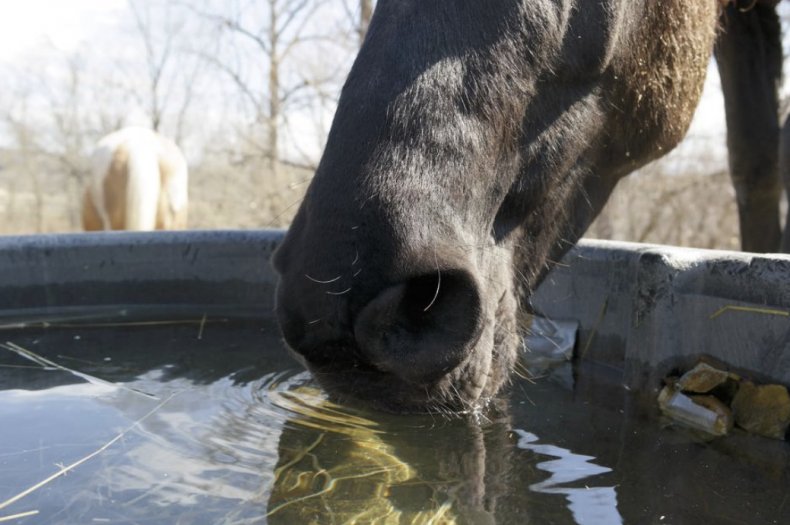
[0,146,759,251]
[0,151,312,235]
[187,159,312,230]
[587,167,742,251]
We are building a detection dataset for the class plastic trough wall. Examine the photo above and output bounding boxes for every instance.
[1,230,789,394]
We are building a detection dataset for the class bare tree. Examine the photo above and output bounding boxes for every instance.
[359,0,373,45]
[130,0,174,131]
[3,57,111,180]
[0,0,385,235]
[0,50,132,232]
[128,0,203,143]
[4,102,45,232]
[190,0,338,176]
[340,0,374,46]
[587,147,740,251]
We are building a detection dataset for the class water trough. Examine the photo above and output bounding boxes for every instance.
[2,230,789,392]
[1,231,789,524]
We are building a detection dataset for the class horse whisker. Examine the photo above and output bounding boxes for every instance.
[306,274,342,284]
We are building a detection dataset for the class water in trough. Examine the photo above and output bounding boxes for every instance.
[0,311,788,524]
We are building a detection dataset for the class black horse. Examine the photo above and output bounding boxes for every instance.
[273,0,784,413]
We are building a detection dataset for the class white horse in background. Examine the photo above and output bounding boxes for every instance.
[82,127,188,231]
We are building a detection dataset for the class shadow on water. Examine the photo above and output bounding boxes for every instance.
[0,313,788,524]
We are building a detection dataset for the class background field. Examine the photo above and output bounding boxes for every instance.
[0,144,747,252]
[1,1,789,252]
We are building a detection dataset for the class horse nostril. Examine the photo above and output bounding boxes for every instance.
[353,269,484,383]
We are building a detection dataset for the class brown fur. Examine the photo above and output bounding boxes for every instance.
[608,1,717,172]
[82,146,131,231]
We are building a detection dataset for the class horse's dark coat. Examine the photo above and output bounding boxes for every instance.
[273,0,780,413]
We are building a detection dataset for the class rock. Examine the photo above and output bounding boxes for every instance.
[690,395,733,435]
[709,377,741,406]
[731,382,790,440]
[676,362,737,394]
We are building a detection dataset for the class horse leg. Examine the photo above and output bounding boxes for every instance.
[81,189,103,231]
[715,2,782,253]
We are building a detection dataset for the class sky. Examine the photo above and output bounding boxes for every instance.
[0,0,768,171]
[0,0,127,60]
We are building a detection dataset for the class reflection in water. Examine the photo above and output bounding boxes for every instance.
[266,386,503,524]
[514,430,623,525]
[266,387,624,524]
[267,387,422,523]
[80,371,513,524]
[2,320,789,524]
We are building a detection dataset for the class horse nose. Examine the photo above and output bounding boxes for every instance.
[353,269,484,383]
